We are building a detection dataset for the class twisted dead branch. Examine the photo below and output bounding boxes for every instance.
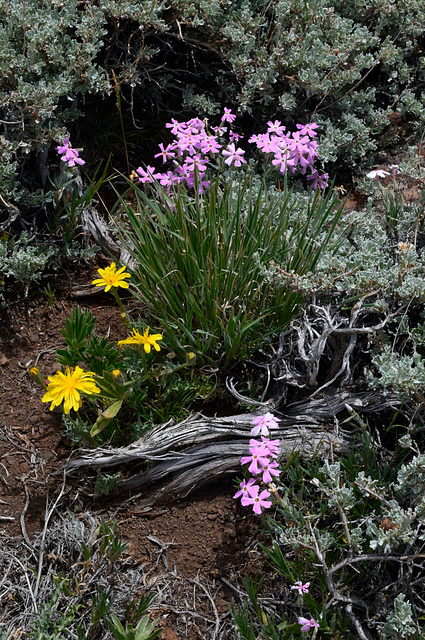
[63,390,396,504]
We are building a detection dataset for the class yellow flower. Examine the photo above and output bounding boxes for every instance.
[92,262,131,292]
[112,369,121,378]
[30,366,46,388]
[42,366,100,414]
[118,327,163,354]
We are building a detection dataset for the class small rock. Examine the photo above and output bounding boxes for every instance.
[223,522,236,538]
[209,568,222,579]
[207,513,218,520]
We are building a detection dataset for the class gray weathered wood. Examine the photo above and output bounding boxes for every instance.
[63,390,395,504]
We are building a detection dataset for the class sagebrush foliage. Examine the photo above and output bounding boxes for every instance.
[0,0,424,207]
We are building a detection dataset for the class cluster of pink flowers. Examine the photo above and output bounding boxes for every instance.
[298,617,319,633]
[135,109,328,194]
[291,582,319,633]
[249,121,328,188]
[233,412,281,514]
[57,138,85,167]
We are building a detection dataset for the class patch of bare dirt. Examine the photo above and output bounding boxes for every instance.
[0,272,273,639]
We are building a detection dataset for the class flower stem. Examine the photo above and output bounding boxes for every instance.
[111,288,129,324]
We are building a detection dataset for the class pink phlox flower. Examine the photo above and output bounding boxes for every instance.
[159,171,177,188]
[154,143,175,163]
[298,617,319,632]
[212,125,227,136]
[291,581,310,595]
[222,143,246,167]
[251,412,279,437]
[233,477,259,500]
[174,164,191,181]
[307,169,328,190]
[165,118,186,135]
[260,460,281,483]
[288,131,310,152]
[221,107,236,123]
[308,171,329,189]
[248,133,262,144]
[256,133,280,154]
[184,154,208,173]
[240,445,271,475]
[291,150,313,174]
[176,133,202,155]
[241,488,272,514]
[61,147,85,166]
[136,165,162,183]
[296,122,319,137]
[366,168,390,179]
[229,131,243,141]
[200,135,222,154]
[57,137,70,155]
[271,153,288,172]
[261,437,281,456]
[186,117,205,131]
[267,120,286,135]
[248,437,280,458]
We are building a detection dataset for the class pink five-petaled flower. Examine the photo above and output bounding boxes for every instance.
[240,445,271,475]
[221,107,236,123]
[296,122,319,137]
[298,617,319,633]
[259,460,281,484]
[307,169,329,190]
[233,478,259,500]
[58,139,85,167]
[249,437,281,458]
[241,488,272,514]
[154,143,175,164]
[291,581,310,595]
[57,137,70,155]
[267,120,286,135]
[222,143,246,167]
[136,165,162,183]
[251,412,279,436]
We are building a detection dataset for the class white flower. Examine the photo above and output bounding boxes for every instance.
[366,169,390,179]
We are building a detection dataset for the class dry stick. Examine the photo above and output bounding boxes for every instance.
[346,604,373,640]
[329,552,425,575]
[3,550,38,613]
[33,470,68,602]
[192,578,220,640]
[20,482,31,548]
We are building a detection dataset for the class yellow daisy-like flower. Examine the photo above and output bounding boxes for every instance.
[112,369,121,378]
[92,262,131,292]
[42,366,100,414]
[117,327,163,354]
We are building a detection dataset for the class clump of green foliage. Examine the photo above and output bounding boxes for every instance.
[115,172,343,369]
[39,306,212,447]
[232,414,425,639]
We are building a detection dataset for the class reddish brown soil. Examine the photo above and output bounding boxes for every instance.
[0,277,270,638]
